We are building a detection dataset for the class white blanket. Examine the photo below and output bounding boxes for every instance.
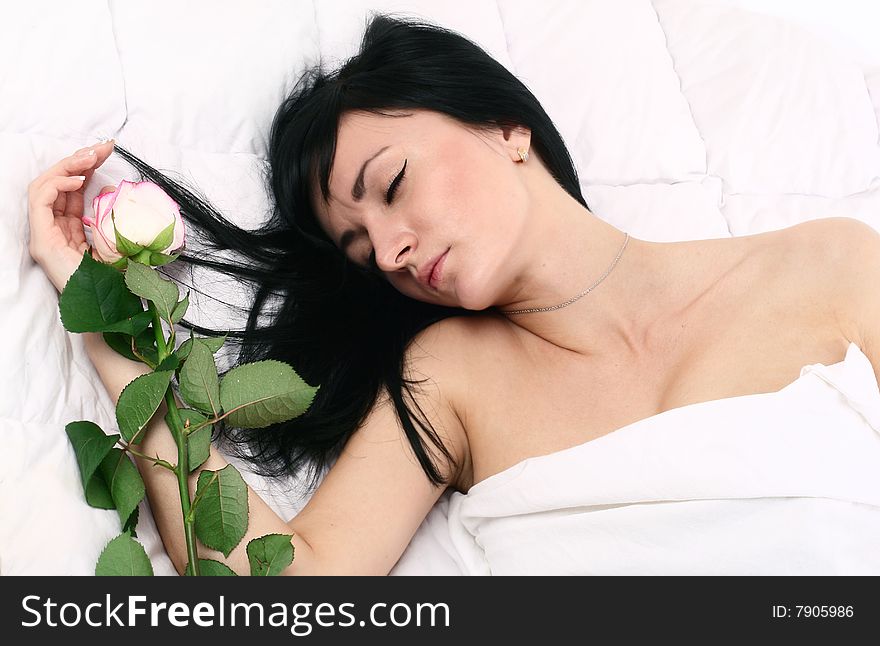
[2,0,879,575]
[445,342,880,574]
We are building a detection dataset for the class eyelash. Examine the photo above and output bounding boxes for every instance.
[385,159,407,205]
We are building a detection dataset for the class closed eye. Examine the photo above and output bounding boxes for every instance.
[385,159,407,205]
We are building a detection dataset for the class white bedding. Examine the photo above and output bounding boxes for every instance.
[1,0,879,575]
[446,342,880,574]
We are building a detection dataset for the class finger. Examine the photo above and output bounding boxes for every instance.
[61,143,116,220]
[54,189,68,218]
[35,140,114,189]
[61,182,80,219]
[29,175,87,231]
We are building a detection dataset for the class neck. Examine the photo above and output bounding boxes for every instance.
[494,183,686,360]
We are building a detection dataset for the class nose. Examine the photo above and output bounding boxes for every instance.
[374,228,416,273]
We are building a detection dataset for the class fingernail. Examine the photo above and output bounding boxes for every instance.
[75,149,96,158]
[71,175,86,180]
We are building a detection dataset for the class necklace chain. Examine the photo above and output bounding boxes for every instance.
[500,232,630,315]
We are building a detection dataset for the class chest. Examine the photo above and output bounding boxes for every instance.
[458,260,849,492]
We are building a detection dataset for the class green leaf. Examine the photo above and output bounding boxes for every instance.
[247,534,295,576]
[177,336,193,361]
[65,421,119,491]
[219,360,319,429]
[113,215,145,257]
[99,309,152,336]
[171,292,189,323]
[177,334,226,361]
[187,425,211,471]
[124,261,179,321]
[146,220,175,252]
[103,332,139,362]
[85,473,114,509]
[181,408,212,472]
[133,249,152,265]
[198,559,237,576]
[59,251,144,333]
[122,505,140,536]
[95,532,154,576]
[147,251,180,267]
[98,448,145,529]
[156,353,180,372]
[179,339,220,416]
[104,328,158,364]
[203,335,227,353]
[193,465,248,558]
[116,370,173,443]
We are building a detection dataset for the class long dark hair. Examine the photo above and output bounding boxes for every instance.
[110,13,587,492]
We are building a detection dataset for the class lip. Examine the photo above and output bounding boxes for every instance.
[419,248,450,290]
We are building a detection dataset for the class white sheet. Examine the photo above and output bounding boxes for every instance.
[446,343,880,574]
[2,0,879,575]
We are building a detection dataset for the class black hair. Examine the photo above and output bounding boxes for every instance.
[110,13,587,492]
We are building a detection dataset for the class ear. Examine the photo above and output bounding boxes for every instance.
[499,124,532,163]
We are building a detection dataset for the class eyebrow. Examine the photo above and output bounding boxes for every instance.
[338,145,390,254]
[351,145,390,202]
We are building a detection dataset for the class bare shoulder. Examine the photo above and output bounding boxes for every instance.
[406,313,515,486]
[773,217,880,348]
[407,313,514,378]
[781,216,880,258]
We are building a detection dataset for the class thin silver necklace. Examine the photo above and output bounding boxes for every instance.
[500,232,630,315]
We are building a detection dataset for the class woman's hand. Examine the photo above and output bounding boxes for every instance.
[27,139,116,293]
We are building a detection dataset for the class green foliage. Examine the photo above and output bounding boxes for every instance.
[193,465,248,558]
[116,370,173,443]
[179,339,220,416]
[198,559,237,576]
[85,471,115,509]
[65,421,119,492]
[98,448,145,530]
[95,532,154,576]
[219,360,318,429]
[113,220,144,257]
[122,505,140,536]
[103,328,158,364]
[177,333,226,361]
[59,251,144,333]
[145,251,180,267]
[247,534,295,576]
[181,408,212,472]
[63,239,322,576]
[124,260,179,321]
[171,292,190,324]
[146,220,175,252]
[156,353,180,372]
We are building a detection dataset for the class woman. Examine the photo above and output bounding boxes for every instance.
[27,15,880,575]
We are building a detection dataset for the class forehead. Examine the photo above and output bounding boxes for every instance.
[313,109,461,234]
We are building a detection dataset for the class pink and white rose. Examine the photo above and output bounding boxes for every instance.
[84,179,185,266]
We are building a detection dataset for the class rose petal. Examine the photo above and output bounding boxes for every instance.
[113,181,179,248]
[88,222,123,263]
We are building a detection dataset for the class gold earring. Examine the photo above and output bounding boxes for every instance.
[516,147,529,163]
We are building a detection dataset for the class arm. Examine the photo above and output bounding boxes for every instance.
[27,144,468,575]
[838,221,880,388]
[82,331,321,575]
[810,217,880,387]
[83,318,468,576]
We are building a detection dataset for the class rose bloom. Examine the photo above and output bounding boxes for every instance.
[84,179,185,266]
